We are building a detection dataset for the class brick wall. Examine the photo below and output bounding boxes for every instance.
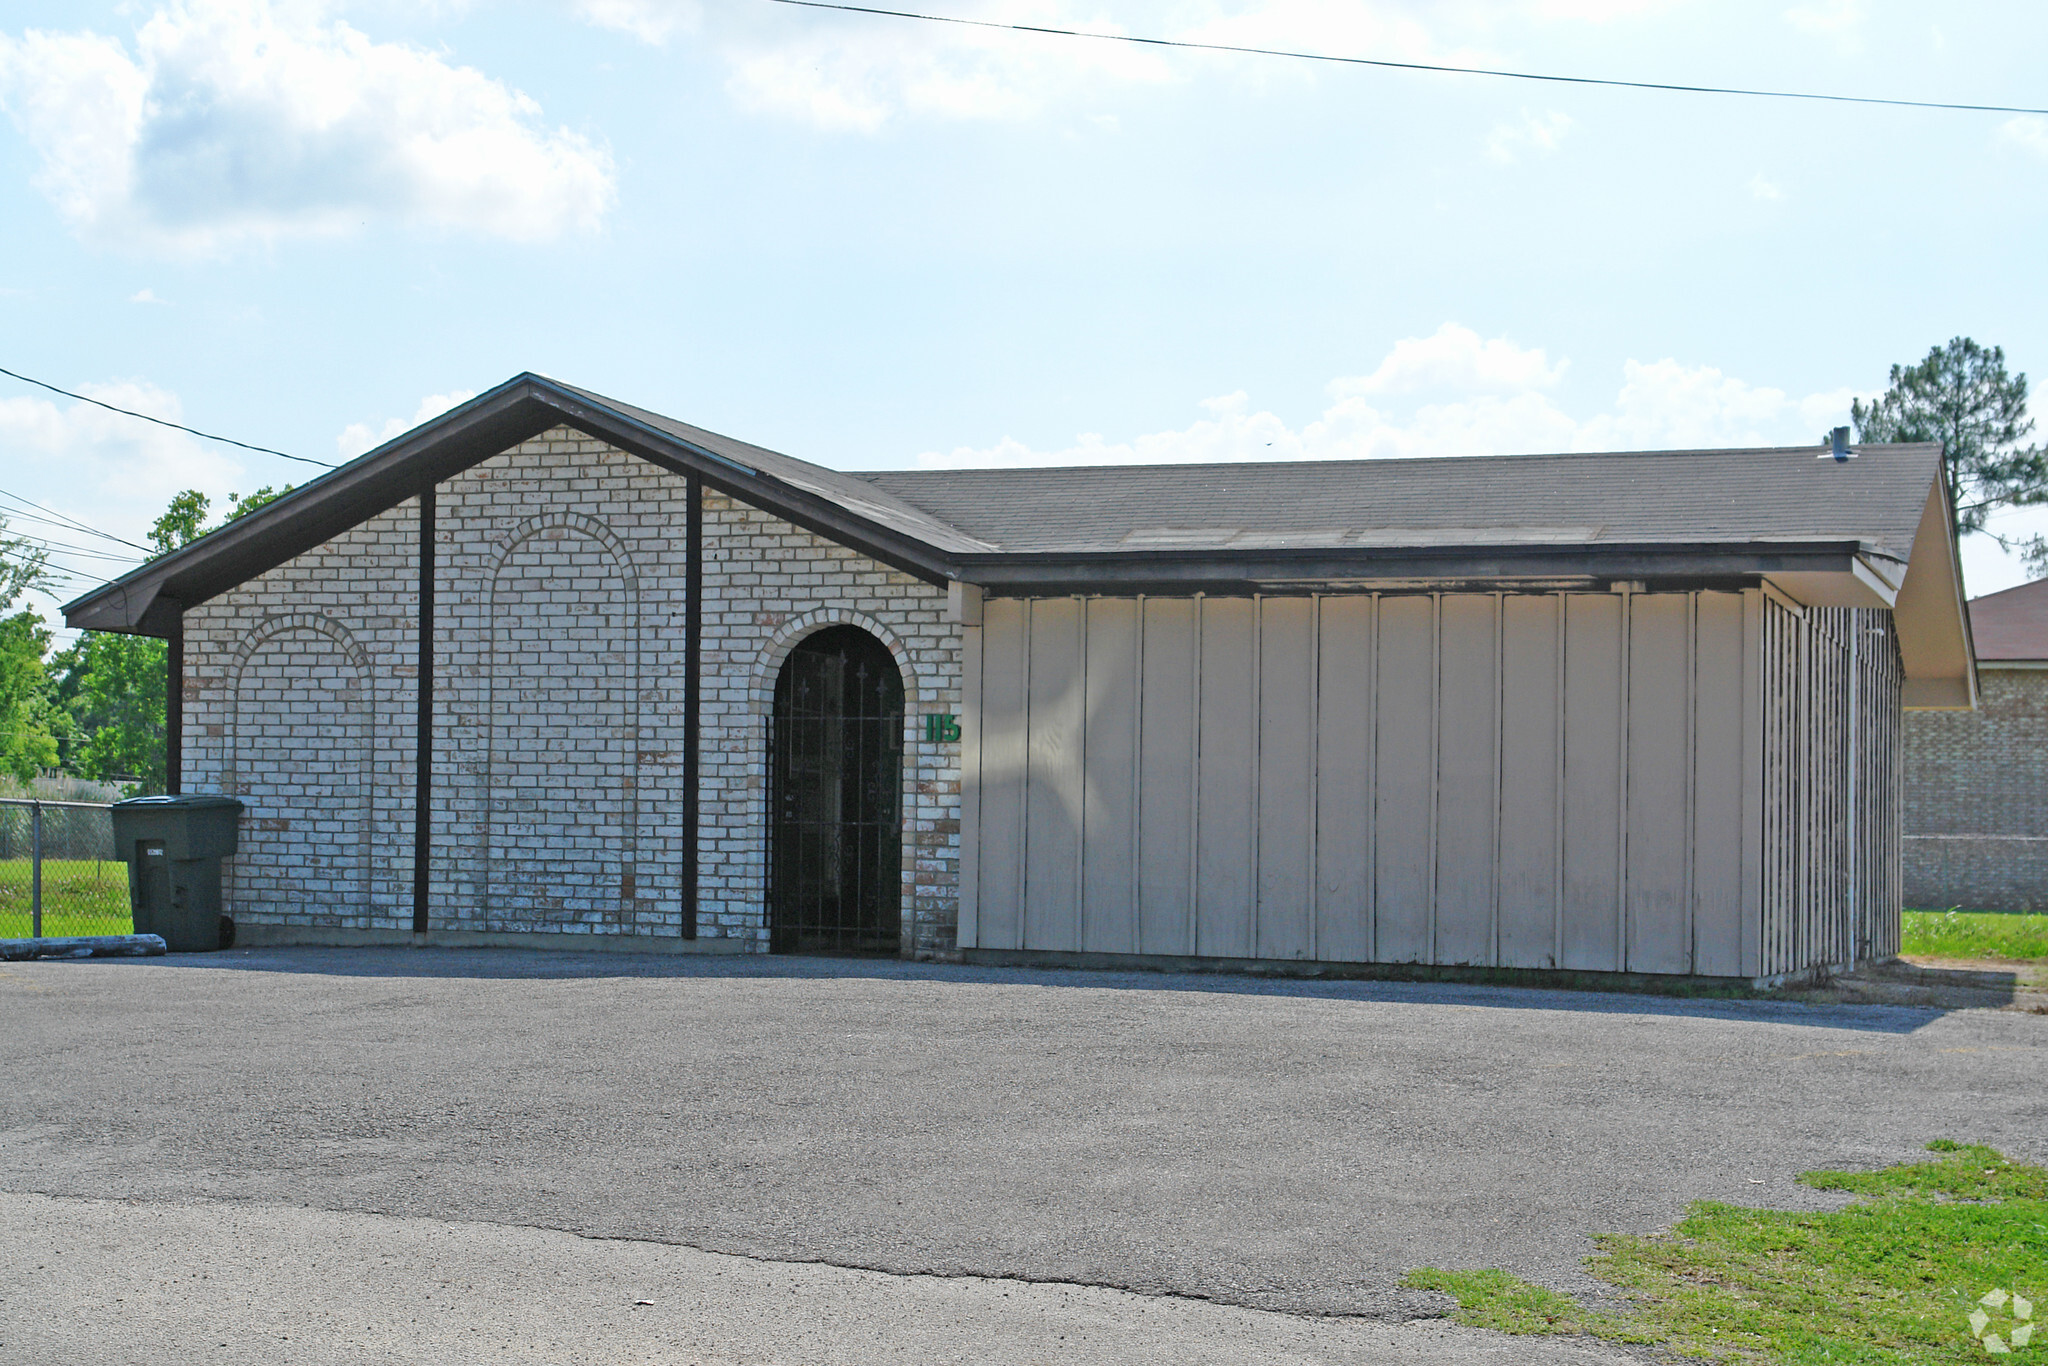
[185,427,966,954]
[1902,665,2048,911]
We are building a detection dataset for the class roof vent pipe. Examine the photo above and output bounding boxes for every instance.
[1829,426,1852,462]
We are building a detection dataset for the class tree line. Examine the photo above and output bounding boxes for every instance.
[3,337,2044,794]
[2,486,286,792]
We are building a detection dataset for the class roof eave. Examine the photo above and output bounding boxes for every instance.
[951,540,1879,596]
[61,374,966,636]
[1894,460,1979,710]
[63,375,563,636]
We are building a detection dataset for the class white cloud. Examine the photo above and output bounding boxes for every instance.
[0,0,615,254]
[337,389,477,459]
[576,0,1681,132]
[576,0,699,44]
[723,2,1173,132]
[129,287,168,303]
[916,327,1853,468]
[1748,173,1782,200]
[1784,0,1863,38]
[2002,116,2048,160]
[0,380,244,622]
[578,0,1523,132]
[1340,322,1565,396]
[1524,0,1677,17]
[1486,109,1572,164]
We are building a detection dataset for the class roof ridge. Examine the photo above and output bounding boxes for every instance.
[859,441,1945,480]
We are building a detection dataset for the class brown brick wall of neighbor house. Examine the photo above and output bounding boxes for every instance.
[1903,667,2048,911]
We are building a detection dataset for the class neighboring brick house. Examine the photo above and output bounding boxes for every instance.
[1905,577,2048,910]
[63,375,1976,982]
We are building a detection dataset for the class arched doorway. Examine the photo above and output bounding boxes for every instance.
[768,625,905,954]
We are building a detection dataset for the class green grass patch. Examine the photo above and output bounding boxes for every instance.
[1402,1266,1653,1340]
[1903,910,2048,962]
[0,858,133,938]
[1406,1142,2048,1363]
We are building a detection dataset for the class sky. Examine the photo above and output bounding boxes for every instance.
[3,0,2047,639]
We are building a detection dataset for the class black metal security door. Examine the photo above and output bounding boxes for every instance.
[768,626,905,954]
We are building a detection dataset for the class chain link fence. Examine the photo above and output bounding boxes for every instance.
[0,800,131,939]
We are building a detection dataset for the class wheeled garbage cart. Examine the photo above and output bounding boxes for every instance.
[110,795,245,952]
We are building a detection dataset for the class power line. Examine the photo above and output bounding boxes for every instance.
[764,0,2048,116]
[0,365,337,469]
[0,488,156,553]
[5,531,146,565]
[0,502,154,556]
[0,544,112,590]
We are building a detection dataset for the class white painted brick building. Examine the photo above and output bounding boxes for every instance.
[67,375,1977,981]
[181,428,965,955]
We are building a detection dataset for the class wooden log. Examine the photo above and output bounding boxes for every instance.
[0,934,168,962]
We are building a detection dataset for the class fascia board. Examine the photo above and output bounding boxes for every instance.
[538,397,959,587]
[1893,469,1979,710]
[63,377,559,635]
[63,375,965,635]
[1762,555,1899,610]
[951,540,1872,595]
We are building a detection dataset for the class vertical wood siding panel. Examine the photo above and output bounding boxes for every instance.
[1023,598,1084,951]
[1256,597,1316,959]
[1764,600,1782,977]
[1739,589,1765,978]
[958,618,984,949]
[1497,595,1561,968]
[1625,594,1692,974]
[1082,598,1140,953]
[1374,596,1435,962]
[1561,594,1623,971]
[1197,598,1258,956]
[1691,592,1746,976]
[1434,595,1499,966]
[976,598,1028,950]
[1314,596,1376,961]
[1138,598,1197,955]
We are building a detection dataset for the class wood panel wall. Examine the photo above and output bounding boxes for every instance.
[1759,599,1905,975]
[963,589,1830,977]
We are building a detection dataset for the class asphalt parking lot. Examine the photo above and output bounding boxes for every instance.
[4,948,2044,1362]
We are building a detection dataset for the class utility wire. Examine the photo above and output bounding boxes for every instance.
[764,0,2048,116]
[0,544,109,589]
[0,504,153,556]
[7,533,146,565]
[0,365,337,469]
[0,488,156,553]
[8,541,145,567]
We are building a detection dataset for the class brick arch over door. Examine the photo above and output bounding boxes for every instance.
[746,609,924,946]
[482,512,642,930]
[226,613,375,924]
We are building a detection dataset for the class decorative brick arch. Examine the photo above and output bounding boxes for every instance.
[747,609,925,952]
[748,608,926,713]
[224,611,376,921]
[483,510,642,604]
[225,611,375,796]
[480,510,642,927]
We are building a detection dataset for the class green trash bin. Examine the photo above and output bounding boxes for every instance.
[111,795,245,952]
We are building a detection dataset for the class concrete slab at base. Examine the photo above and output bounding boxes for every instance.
[963,946,1780,994]
[230,922,754,956]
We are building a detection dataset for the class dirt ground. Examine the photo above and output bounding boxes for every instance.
[1774,954,2048,1013]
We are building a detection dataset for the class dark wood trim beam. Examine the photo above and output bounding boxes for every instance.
[952,542,1877,596]
[682,474,702,939]
[165,608,183,796]
[413,487,435,936]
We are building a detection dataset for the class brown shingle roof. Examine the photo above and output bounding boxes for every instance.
[1969,578,2048,661]
[860,443,1943,564]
